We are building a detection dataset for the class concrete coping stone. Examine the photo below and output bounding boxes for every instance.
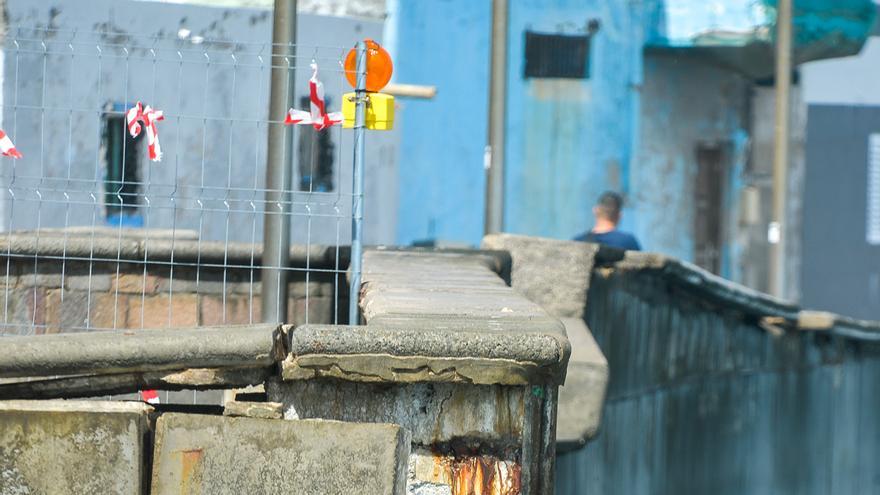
[602,250,880,339]
[0,324,283,379]
[0,399,154,414]
[281,249,572,386]
[283,320,569,385]
[0,228,347,268]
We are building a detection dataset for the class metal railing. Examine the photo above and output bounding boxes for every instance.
[0,27,363,337]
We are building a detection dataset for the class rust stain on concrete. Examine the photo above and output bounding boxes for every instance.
[178,448,204,494]
[431,452,521,495]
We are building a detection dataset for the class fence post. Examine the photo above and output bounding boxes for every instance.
[348,41,367,325]
[262,0,297,323]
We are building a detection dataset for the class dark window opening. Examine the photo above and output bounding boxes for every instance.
[524,31,590,79]
[102,104,142,221]
[297,96,336,192]
[693,142,729,275]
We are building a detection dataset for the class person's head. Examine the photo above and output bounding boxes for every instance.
[593,191,624,226]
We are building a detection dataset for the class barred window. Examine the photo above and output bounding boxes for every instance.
[524,31,590,79]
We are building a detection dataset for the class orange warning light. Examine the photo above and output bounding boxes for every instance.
[344,39,393,92]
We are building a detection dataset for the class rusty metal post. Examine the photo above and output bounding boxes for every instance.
[262,0,297,323]
[769,0,792,298]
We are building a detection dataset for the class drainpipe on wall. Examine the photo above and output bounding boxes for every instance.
[262,0,297,323]
[484,0,508,235]
[769,0,792,298]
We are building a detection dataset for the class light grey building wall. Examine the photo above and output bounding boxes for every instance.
[797,31,880,319]
[0,0,399,246]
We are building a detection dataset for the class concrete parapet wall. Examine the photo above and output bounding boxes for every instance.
[269,248,571,495]
[0,229,347,334]
[482,234,610,452]
[0,401,410,494]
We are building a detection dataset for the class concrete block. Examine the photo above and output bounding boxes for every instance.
[482,233,598,320]
[798,310,836,330]
[150,413,410,495]
[290,280,325,298]
[44,290,126,332]
[15,272,63,289]
[0,400,153,495]
[65,272,112,292]
[556,318,609,451]
[0,324,281,379]
[291,296,334,325]
[129,293,199,328]
[223,400,282,419]
[112,272,161,294]
[268,379,526,446]
[0,288,47,332]
[200,295,260,326]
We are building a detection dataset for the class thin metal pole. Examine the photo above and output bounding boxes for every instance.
[770,0,792,298]
[348,42,367,325]
[484,0,508,235]
[261,0,297,323]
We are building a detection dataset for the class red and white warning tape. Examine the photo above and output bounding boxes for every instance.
[126,102,165,162]
[0,129,22,159]
[284,63,343,131]
[4,65,343,160]
[141,389,160,404]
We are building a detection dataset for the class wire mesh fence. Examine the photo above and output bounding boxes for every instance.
[0,27,357,339]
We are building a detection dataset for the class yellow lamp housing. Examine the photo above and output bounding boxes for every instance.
[342,92,394,131]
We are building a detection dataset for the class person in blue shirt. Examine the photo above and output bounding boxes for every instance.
[573,191,642,251]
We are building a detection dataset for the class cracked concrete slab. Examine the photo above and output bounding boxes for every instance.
[150,413,410,495]
[0,400,153,495]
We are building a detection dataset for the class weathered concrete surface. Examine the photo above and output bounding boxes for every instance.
[268,378,526,446]
[0,229,347,267]
[151,413,410,495]
[355,249,571,385]
[0,366,271,400]
[555,318,608,452]
[481,234,610,450]
[223,400,283,419]
[0,400,153,495]
[554,245,880,495]
[283,323,567,385]
[408,447,521,495]
[0,324,283,378]
[482,233,600,319]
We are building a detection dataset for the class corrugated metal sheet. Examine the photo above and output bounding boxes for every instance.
[557,265,880,494]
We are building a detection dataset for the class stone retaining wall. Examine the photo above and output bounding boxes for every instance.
[0,230,349,334]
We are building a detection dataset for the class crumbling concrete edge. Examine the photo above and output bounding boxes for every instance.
[0,230,346,268]
[283,323,571,386]
[600,250,880,341]
[280,353,547,385]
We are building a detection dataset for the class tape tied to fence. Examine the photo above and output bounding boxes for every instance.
[126,102,165,162]
[284,63,343,131]
[0,129,22,159]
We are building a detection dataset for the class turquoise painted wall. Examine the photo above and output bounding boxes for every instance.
[385,0,875,253]
[385,0,491,246]
[504,0,649,240]
[388,0,654,245]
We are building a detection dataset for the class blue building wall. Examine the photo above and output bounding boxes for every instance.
[634,53,750,266]
[384,0,491,246]
[504,0,648,240]
[387,0,654,246]
[385,0,874,258]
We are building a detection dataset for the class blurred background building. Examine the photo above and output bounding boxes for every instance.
[2,0,878,319]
